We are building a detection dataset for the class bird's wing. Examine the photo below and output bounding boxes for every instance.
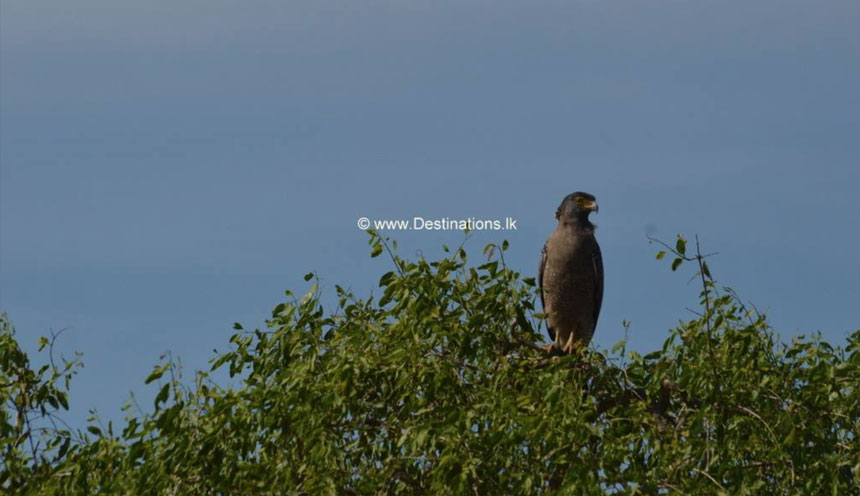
[592,241,604,329]
[539,241,554,341]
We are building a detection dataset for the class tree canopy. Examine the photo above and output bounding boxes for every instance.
[2,233,859,495]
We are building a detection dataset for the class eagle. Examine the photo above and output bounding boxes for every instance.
[539,192,604,354]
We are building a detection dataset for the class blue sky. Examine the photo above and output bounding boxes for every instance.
[2,0,859,428]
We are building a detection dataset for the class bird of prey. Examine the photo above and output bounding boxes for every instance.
[539,192,603,354]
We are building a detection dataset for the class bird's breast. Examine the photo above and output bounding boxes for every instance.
[546,231,595,274]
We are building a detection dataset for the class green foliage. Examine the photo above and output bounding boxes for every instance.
[2,235,859,495]
[1,317,80,491]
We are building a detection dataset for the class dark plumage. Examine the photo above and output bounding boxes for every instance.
[539,192,603,354]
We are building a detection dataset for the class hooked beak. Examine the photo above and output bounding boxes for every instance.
[583,200,598,213]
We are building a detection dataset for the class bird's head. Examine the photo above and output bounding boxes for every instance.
[556,191,598,226]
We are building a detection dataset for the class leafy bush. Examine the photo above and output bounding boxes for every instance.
[2,233,858,495]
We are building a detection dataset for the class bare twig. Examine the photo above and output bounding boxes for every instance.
[693,468,726,491]
[47,327,70,371]
[693,235,721,392]
[377,234,404,277]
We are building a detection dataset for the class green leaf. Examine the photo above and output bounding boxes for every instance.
[656,250,666,260]
[300,283,318,307]
[676,236,686,255]
[154,384,169,409]
[57,437,71,459]
[370,242,383,258]
[671,258,683,271]
[379,271,397,287]
[273,303,292,318]
[145,364,168,384]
